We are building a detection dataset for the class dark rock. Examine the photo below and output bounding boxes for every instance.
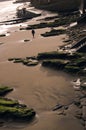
[81,98,86,106]
[41,29,65,37]
[24,39,30,42]
[75,111,82,119]
[64,105,69,110]
[0,86,13,96]
[0,34,6,37]
[53,104,63,111]
[82,106,86,121]
[26,60,38,66]
[77,13,86,24]
[74,99,81,107]
[26,56,37,60]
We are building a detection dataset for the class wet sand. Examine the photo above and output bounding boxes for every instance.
[0,15,84,130]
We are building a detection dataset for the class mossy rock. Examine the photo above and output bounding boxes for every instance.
[8,57,39,67]
[8,58,15,61]
[0,97,35,121]
[0,86,36,122]
[0,98,18,107]
[26,22,47,30]
[0,86,13,96]
[0,98,35,121]
[41,29,65,37]
[37,52,83,60]
[26,56,37,60]
[8,58,22,62]
[26,14,79,30]
[37,51,68,60]
[37,51,70,60]
[64,65,80,73]
[13,58,23,63]
[74,58,86,68]
[0,105,36,121]
[26,60,39,66]
[22,59,30,65]
[42,59,68,69]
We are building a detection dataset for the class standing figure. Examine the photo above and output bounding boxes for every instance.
[31,29,35,38]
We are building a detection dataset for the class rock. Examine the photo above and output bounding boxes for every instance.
[63,39,72,43]
[24,39,30,42]
[82,106,86,121]
[74,99,81,107]
[75,110,82,119]
[77,13,86,24]
[13,58,23,63]
[57,110,66,116]
[8,58,15,61]
[0,42,3,45]
[26,60,38,66]
[64,105,69,110]
[52,104,63,111]
[26,56,37,60]
[0,86,36,122]
[0,34,6,37]
[0,86,13,96]
[81,98,86,106]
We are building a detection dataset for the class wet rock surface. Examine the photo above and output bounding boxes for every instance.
[0,86,36,122]
[8,56,39,67]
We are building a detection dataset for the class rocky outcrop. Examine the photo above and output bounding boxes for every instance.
[0,86,36,122]
[8,56,39,67]
[0,86,13,96]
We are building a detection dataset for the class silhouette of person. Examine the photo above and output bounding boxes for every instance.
[31,29,35,38]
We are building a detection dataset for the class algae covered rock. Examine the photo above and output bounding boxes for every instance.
[42,59,69,70]
[0,86,36,122]
[64,65,80,73]
[0,104,36,121]
[41,29,65,37]
[8,57,39,67]
[0,86,13,96]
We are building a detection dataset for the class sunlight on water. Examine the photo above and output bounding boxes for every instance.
[0,0,23,22]
[0,0,29,34]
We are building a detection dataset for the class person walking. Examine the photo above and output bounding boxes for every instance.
[31,29,35,38]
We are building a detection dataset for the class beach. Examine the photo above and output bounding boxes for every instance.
[0,1,85,130]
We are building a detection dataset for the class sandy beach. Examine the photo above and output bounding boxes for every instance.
[0,1,85,130]
[0,25,84,130]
